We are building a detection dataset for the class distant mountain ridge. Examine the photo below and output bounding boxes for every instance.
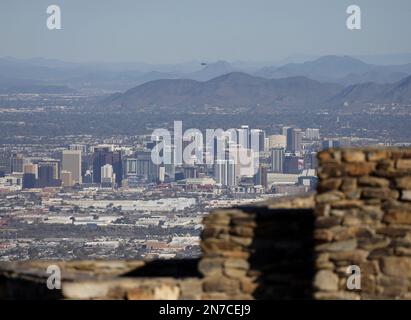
[0,55,411,101]
[1,55,411,96]
[106,72,411,110]
[254,55,411,85]
[330,75,411,105]
[0,74,75,94]
[105,72,342,109]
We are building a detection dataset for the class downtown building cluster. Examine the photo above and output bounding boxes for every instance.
[0,125,327,196]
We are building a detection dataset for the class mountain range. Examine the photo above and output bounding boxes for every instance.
[1,55,411,106]
[254,55,411,85]
[330,75,411,105]
[105,72,343,109]
[106,72,411,110]
[2,55,411,90]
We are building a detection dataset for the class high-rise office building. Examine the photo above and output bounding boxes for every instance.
[163,144,175,181]
[237,125,250,149]
[135,150,158,182]
[264,137,269,152]
[23,163,38,178]
[284,156,301,174]
[158,166,165,183]
[228,144,255,179]
[282,126,291,137]
[213,136,228,162]
[254,165,268,189]
[92,147,122,186]
[124,158,137,176]
[37,160,60,180]
[285,128,293,152]
[37,162,60,187]
[183,166,198,179]
[226,159,236,187]
[250,129,265,153]
[101,164,116,188]
[69,144,87,154]
[286,128,302,153]
[214,159,236,187]
[304,152,318,169]
[10,154,26,173]
[22,173,36,189]
[22,163,38,189]
[293,128,303,153]
[322,139,341,150]
[268,135,287,149]
[215,160,226,186]
[61,170,74,187]
[271,148,285,173]
[62,150,82,185]
[305,128,320,140]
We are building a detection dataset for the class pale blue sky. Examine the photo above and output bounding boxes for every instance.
[1,0,410,63]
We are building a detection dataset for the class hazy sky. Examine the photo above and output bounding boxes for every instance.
[1,0,411,63]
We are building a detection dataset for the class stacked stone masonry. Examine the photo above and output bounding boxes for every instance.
[315,147,411,299]
[199,197,315,299]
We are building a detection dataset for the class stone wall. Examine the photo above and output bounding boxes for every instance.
[199,196,315,299]
[315,147,411,299]
[0,260,204,300]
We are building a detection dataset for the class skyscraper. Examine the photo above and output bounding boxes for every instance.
[164,144,175,181]
[268,135,287,149]
[286,128,302,153]
[37,162,60,187]
[250,129,265,153]
[237,125,250,149]
[282,126,291,137]
[61,170,74,187]
[254,165,268,189]
[124,158,138,176]
[37,160,60,180]
[271,148,285,173]
[284,156,301,174]
[228,144,255,179]
[92,147,122,186]
[213,136,228,162]
[69,144,87,154]
[135,150,158,182]
[183,166,198,179]
[22,163,38,189]
[305,128,320,140]
[23,163,38,178]
[62,150,82,185]
[322,139,341,150]
[101,164,115,188]
[22,173,36,189]
[10,154,26,173]
[293,129,303,153]
[214,159,236,187]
